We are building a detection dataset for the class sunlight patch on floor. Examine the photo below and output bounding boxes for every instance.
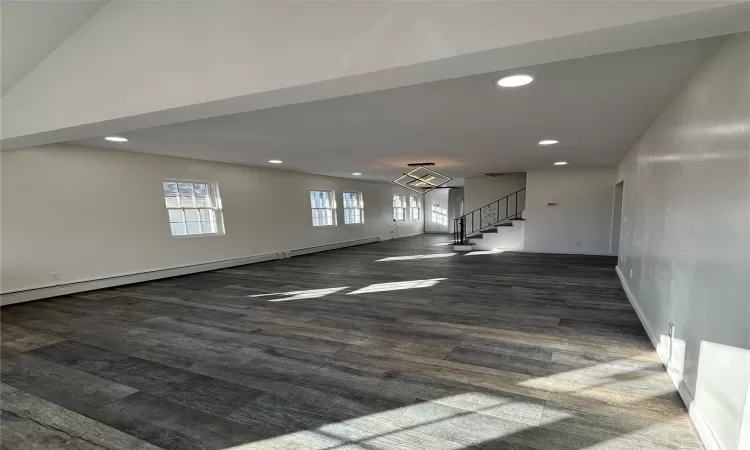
[248,287,348,302]
[376,253,456,262]
[347,278,447,295]
[519,358,677,397]
[224,392,539,450]
[464,249,507,256]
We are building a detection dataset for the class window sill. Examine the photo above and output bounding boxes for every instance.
[312,225,338,228]
[171,232,225,239]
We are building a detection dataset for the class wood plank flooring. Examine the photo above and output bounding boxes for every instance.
[0,235,701,449]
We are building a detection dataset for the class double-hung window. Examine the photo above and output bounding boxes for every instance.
[432,203,448,226]
[393,195,406,221]
[163,180,224,236]
[409,195,421,220]
[311,190,336,226]
[343,192,364,224]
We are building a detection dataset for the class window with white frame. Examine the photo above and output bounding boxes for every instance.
[343,192,364,224]
[163,181,224,236]
[409,195,421,220]
[393,194,406,221]
[432,203,448,226]
[310,190,336,226]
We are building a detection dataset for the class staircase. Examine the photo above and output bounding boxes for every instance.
[453,188,526,251]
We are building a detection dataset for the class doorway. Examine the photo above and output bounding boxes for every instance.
[610,181,624,255]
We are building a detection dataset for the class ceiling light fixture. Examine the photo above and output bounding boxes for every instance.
[104,136,128,142]
[393,163,452,195]
[554,161,568,166]
[268,160,282,164]
[495,74,533,88]
[352,172,362,176]
[539,140,559,146]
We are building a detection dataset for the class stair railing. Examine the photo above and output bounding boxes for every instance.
[453,188,526,245]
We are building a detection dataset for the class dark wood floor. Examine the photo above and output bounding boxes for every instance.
[1,235,700,450]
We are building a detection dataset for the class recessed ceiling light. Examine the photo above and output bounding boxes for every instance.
[352,172,362,176]
[495,74,533,88]
[554,161,568,166]
[104,136,128,142]
[539,140,559,146]
[268,160,282,164]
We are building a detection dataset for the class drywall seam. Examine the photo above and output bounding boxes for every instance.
[616,266,723,450]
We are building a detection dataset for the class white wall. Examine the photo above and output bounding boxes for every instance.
[617,33,750,450]
[464,173,526,213]
[0,145,423,294]
[523,168,617,255]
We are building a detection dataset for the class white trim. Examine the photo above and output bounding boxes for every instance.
[615,266,722,450]
[616,266,658,346]
[1,253,281,306]
[286,237,379,257]
[0,237,388,306]
[518,249,615,256]
[383,231,424,241]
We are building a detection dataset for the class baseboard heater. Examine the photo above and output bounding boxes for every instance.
[0,237,382,306]
[0,252,282,306]
[285,237,380,258]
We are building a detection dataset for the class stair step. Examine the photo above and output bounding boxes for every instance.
[469,234,483,239]
[482,228,498,233]
[497,223,514,227]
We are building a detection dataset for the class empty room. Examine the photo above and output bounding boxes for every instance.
[1,2,749,449]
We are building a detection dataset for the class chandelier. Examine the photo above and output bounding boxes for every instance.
[392,163,452,195]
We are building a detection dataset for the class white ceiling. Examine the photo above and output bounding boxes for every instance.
[1,0,107,94]
[68,36,725,181]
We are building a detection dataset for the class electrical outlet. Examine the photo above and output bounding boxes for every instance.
[574,240,582,246]
[629,268,633,279]
[51,272,61,281]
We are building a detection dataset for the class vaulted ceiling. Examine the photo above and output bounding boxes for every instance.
[2,1,749,181]
[68,37,724,180]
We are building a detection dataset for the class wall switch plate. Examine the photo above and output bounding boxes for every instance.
[629,268,633,279]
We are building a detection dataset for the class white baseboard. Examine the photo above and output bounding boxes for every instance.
[0,253,281,306]
[519,249,615,256]
[0,237,387,306]
[615,266,659,347]
[615,266,722,450]
[285,237,379,257]
[383,231,424,240]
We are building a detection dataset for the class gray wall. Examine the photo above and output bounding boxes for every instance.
[617,33,749,450]
[524,168,616,255]
[464,173,526,213]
